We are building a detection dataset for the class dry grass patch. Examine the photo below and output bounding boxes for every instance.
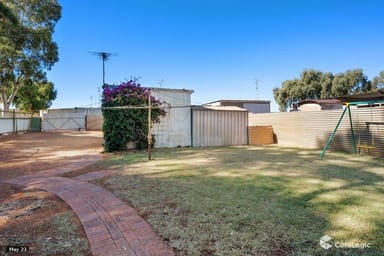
[94,146,384,256]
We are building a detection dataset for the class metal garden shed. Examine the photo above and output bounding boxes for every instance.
[191,105,248,147]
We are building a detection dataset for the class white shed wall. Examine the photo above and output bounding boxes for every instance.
[151,88,192,148]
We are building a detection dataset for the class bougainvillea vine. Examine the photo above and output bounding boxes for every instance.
[102,80,166,152]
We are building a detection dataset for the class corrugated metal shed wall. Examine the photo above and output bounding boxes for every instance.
[192,109,248,147]
[249,106,384,156]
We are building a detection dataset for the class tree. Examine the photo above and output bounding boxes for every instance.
[372,71,384,90]
[273,69,321,111]
[273,69,374,111]
[273,87,286,112]
[14,81,57,113]
[0,0,61,112]
[301,69,322,99]
[0,1,18,25]
[320,72,334,98]
[331,69,371,96]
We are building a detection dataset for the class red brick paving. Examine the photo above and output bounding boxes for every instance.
[73,169,117,182]
[3,156,175,256]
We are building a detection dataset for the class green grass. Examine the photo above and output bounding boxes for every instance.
[95,146,384,256]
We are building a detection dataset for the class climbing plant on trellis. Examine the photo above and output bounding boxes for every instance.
[102,81,166,152]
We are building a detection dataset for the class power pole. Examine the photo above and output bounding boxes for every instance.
[147,89,152,160]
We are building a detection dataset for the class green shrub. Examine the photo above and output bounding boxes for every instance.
[102,81,166,152]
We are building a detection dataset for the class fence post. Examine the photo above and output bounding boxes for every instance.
[147,89,152,160]
[13,109,16,133]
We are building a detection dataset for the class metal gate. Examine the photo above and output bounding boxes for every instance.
[42,113,85,131]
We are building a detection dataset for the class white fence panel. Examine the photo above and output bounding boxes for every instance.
[16,118,31,131]
[0,117,31,133]
[0,119,14,133]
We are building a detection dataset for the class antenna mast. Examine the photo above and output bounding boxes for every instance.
[254,78,259,99]
[89,51,118,104]
[158,79,164,87]
[89,51,118,85]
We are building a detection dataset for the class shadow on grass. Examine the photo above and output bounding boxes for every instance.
[96,146,384,256]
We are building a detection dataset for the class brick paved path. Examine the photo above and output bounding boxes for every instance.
[4,156,174,256]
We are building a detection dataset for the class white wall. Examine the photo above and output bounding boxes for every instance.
[151,88,193,147]
[298,103,322,112]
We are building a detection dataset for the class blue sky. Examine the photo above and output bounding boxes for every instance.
[48,0,384,111]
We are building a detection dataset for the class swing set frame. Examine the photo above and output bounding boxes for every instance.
[320,100,384,159]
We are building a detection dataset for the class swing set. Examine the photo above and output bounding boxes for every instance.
[320,100,384,159]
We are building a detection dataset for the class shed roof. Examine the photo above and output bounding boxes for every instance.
[147,87,194,94]
[205,99,270,105]
[191,105,248,112]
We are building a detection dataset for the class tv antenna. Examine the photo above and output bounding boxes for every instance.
[254,78,259,99]
[158,79,164,87]
[89,51,118,86]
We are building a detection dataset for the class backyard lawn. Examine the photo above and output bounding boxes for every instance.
[94,146,384,256]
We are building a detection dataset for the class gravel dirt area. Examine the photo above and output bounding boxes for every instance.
[0,131,103,180]
[0,131,103,255]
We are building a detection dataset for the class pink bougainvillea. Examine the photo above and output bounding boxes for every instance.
[102,80,166,151]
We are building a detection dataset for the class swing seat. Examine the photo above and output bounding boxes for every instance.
[357,144,375,149]
[357,144,375,154]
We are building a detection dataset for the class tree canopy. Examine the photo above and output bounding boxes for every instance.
[372,71,384,90]
[273,69,381,112]
[0,0,61,112]
[14,81,57,112]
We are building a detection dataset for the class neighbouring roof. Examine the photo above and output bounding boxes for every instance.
[205,99,270,105]
[298,99,342,106]
[191,105,248,112]
[336,91,384,102]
